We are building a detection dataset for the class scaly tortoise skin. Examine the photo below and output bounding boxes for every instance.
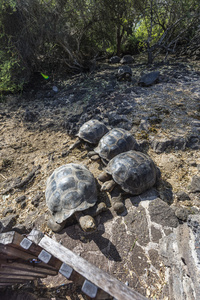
[46,163,106,232]
[99,150,158,213]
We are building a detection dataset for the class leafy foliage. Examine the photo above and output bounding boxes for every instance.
[0,0,199,93]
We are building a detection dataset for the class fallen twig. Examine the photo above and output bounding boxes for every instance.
[15,165,41,189]
[1,165,41,195]
[0,173,7,180]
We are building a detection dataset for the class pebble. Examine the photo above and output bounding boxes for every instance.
[190,175,200,193]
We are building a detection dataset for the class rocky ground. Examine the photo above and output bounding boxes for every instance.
[0,54,200,299]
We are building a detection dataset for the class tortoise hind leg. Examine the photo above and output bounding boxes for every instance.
[68,138,82,151]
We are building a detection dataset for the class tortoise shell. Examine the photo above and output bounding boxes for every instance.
[105,150,157,195]
[138,71,160,87]
[94,128,138,163]
[120,55,134,64]
[109,56,120,64]
[117,66,132,81]
[77,119,108,144]
[45,164,97,223]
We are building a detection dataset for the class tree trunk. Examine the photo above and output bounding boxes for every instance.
[147,48,153,65]
[116,26,125,56]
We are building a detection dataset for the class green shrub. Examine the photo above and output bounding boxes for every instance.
[0,48,25,93]
[0,1,26,93]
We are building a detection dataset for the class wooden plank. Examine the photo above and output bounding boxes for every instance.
[0,245,37,261]
[20,237,46,258]
[25,231,61,270]
[0,261,57,276]
[0,266,48,278]
[0,252,19,261]
[0,231,46,261]
[38,235,148,300]
[0,273,38,280]
[0,278,30,283]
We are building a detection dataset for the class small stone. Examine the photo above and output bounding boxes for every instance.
[20,200,27,209]
[15,195,26,203]
[0,221,4,233]
[1,214,18,232]
[151,138,173,153]
[12,224,28,234]
[176,191,191,201]
[139,119,150,131]
[24,109,37,122]
[52,86,58,92]
[2,207,16,217]
[159,188,173,204]
[175,207,188,221]
[187,160,197,167]
[190,175,200,192]
[187,134,200,150]
[173,137,187,150]
[31,192,44,207]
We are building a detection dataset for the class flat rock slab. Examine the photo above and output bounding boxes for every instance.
[47,196,183,299]
[46,197,200,299]
[160,215,200,300]
[148,198,179,228]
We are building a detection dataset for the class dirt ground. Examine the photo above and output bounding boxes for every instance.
[0,55,200,298]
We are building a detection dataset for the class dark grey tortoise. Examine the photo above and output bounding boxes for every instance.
[109,56,121,64]
[88,128,139,165]
[68,119,109,152]
[138,71,160,87]
[46,163,106,232]
[98,150,159,213]
[117,66,132,81]
[120,55,134,64]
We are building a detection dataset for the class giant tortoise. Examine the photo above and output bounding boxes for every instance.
[98,150,160,213]
[46,163,106,232]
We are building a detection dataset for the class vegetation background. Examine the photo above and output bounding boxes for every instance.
[0,0,199,93]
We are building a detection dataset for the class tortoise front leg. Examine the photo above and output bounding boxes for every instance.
[75,212,96,232]
[110,186,125,214]
[100,179,116,192]
[47,217,67,233]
